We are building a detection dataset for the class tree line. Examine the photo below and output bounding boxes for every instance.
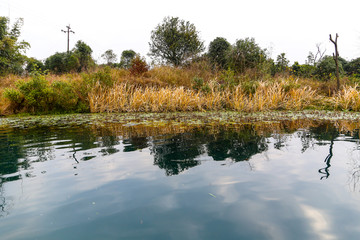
[1,15,360,82]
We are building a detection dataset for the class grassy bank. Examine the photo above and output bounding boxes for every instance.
[0,64,359,115]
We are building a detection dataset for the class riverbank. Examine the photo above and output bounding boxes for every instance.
[0,67,359,115]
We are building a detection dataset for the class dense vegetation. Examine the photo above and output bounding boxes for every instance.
[1,16,360,115]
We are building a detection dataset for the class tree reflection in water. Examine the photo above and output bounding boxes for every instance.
[1,120,360,181]
[151,131,204,176]
[309,123,338,180]
[1,119,360,217]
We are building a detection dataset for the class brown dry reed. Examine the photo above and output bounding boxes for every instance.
[88,79,318,113]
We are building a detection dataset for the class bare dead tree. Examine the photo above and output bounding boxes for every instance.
[315,43,326,66]
[307,43,326,66]
[329,33,340,90]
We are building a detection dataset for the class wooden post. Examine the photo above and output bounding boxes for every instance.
[329,33,340,90]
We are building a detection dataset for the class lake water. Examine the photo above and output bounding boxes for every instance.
[1,118,360,239]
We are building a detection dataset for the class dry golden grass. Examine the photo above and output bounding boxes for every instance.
[228,80,318,112]
[335,85,360,111]
[88,78,320,113]
[2,66,360,115]
[89,83,206,112]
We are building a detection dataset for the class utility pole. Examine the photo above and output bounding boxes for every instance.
[61,25,75,53]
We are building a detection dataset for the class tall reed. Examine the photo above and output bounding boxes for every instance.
[89,79,318,113]
[335,85,360,111]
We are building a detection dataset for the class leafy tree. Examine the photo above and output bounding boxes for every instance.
[345,57,360,76]
[45,40,93,73]
[316,55,343,81]
[338,56,348,72]
[45,52,80,74]
[0,17,30,75]
[120,49,136,69]
[45,52,66,73]
[25,57,45,73]
[73,40,94,71]
[227,38,267,73]
[208,37,231,69]
[291,62,316,78]
[276,53,289,73]
[149,16,204,66]
[101,49,117,66]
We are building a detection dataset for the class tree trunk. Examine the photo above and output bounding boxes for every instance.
[329,34,340,90]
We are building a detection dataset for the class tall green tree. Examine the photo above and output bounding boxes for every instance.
[149,16,204,67]
[276,53,289,73]
[101,49,117,66]
[73,40,94,71]
[120,49,136,69]
[0,17,30,75]
[227,38,267,73]
[208,37,231,69]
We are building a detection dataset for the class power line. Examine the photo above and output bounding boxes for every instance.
[61,25,75,53]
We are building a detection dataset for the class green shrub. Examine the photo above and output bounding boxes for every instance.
[3,88,24,112]
[82,66,114,88]
[3,88,23,104]
[51,81,78,112]
[220,68,237,90]
[3,70,90,114]
[241,81,259,95]
[15,72,52,112]
[191,77,211,94]
[192,77,204,91]
[282,79,300,92]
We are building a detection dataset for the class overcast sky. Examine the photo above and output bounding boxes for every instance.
[1,0,359,64]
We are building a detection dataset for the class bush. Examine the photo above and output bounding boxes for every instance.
[241,81,259,95]
[191,77,204,91]
[191,77,211,94]
[82,66,114,87]
[92,66,113,87]
[3,88,23,104]
[129,55,149,76]
[3,71,90,113]
[25,58,45,73]
[15,73,52,112]
[3,88,23,112]
[291,62,316,78]
[51,81,78,112]
[219,68,237,90]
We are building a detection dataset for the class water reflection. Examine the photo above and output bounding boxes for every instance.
[2,119,360,238]
[1,121,360,180]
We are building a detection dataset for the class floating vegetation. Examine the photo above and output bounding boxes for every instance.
[1,111,360,131]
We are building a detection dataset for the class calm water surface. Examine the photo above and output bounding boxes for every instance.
[1,120,360,239]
